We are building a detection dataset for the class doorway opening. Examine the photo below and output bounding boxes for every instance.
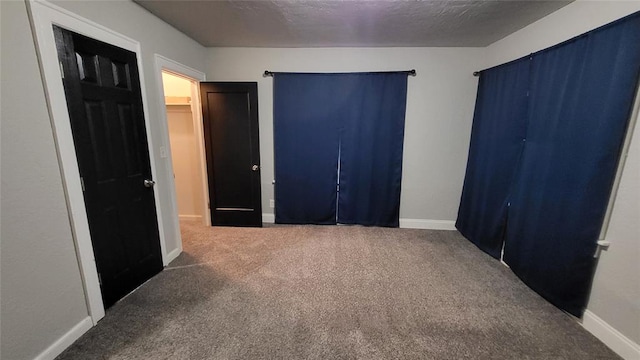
[161,71,210,227]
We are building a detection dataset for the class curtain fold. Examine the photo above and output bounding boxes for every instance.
[338,73,408,227]
[273,74,342,224]
[273,72,408,226]
[458,11,640,316]
[456,58,530,258]
[504,13,640,316]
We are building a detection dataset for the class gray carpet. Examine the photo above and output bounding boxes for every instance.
[57,222,619,359]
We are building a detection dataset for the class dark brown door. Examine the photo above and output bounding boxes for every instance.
[200,82,262,227]
[54,27,163,308]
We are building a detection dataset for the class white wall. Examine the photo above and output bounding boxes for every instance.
[162,71,192,97]
[1,2,89,359]
[1,1,207,359]
[167,106,205,220]
[206,47,483,223]
[51,0,208,259]
[163,72,205,220]
[483,0,640,353]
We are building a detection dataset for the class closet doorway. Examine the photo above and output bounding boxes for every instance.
[162,71,210,226]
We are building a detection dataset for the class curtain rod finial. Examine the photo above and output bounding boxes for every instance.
[473,71,480,77]
[263,71,273,77]
[409,69,416,76]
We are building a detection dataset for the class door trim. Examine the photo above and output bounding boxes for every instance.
[153,54,209,260]
[27,0,167,324]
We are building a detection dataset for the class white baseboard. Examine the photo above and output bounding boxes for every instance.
[582,310,640,360]
[262,213,275,223]
[399,218,456,230]
[165,247,182,265]
[33,316,92,360]
[179,214,202,221]
[262,214,456,230]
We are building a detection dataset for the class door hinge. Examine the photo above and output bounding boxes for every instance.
[97,272,102,286]
[59,61,65,79]
[80,177,85,192]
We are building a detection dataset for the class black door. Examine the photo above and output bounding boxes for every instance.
[200,82,262,227]
[55,27,163,308]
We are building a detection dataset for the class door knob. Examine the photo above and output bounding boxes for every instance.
[252,165,259,171]
[144,179,156,188]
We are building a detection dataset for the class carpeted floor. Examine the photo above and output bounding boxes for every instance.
[57,222,619,359]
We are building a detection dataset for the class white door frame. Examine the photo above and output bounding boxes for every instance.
[27,0,169,324]
[154,55,210,239]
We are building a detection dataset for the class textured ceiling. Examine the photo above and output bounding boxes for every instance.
[135,0,573,47]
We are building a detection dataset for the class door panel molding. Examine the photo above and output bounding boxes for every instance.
[27,0,166,324]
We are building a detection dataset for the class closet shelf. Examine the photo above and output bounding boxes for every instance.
[165,96,191,106]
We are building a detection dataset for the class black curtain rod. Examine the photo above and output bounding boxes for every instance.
[473,71,480,77]
[263,70,417,77]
